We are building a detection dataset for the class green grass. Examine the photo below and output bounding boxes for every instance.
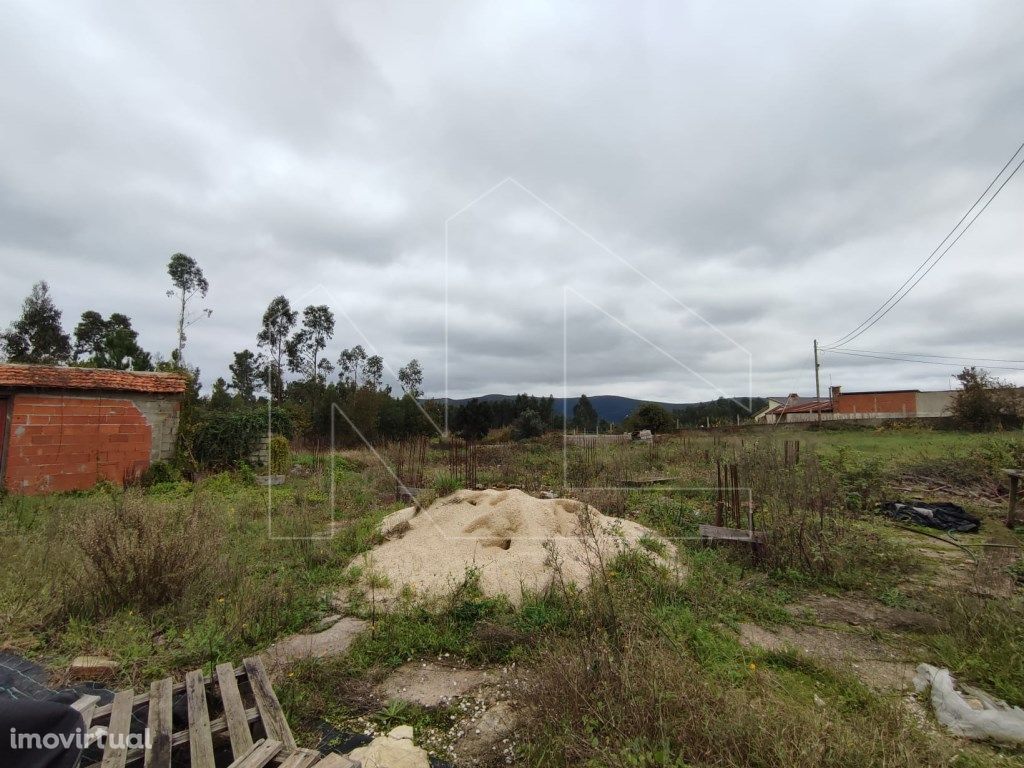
[0,460,388,686]
[919,594,1024,707]
[789,427,1005,458]
[4,431,1024,766]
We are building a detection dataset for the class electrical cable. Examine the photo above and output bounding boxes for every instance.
[824,140,1024,349]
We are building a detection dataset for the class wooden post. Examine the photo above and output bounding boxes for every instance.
[730,464,741,527]
[715,459,724,527]
[1006,470,1021,529]
[814,339,822,425]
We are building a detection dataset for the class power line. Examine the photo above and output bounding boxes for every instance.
[825,349,1024,372]
[835,348,1024,365]
[824,139,1024,350]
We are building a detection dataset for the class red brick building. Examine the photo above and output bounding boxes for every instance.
[829,386,918,417]
[0,364,187,494]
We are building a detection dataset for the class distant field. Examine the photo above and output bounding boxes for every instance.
[762,426,1023,461]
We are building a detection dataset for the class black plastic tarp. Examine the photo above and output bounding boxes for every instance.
[878,500,981,533]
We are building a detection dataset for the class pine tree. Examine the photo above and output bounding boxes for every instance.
[572,394,599,432]
[228,349,262,403]
[74,311,152,370]
[209,377,233,409]
[1,281,72,364]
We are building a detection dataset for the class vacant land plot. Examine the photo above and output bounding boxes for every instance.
[2,427,1023,766]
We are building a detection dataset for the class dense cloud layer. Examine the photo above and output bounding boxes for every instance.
[2,0,1023,402]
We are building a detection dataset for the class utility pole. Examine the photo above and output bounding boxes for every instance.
[814,339,822,425]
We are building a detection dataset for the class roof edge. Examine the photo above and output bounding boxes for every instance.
[0,363,189,395]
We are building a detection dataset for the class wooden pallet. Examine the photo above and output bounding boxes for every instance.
[77,656,358,768]
[699,523,767,546]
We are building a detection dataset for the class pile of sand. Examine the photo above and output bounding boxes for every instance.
[354,488,677,604]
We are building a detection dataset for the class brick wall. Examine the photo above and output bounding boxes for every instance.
[3,393,159,494]
[833,391,917,416]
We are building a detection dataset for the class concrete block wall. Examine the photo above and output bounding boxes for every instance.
[127,392,181,462]
[2,390,182,494]
[249,434,270,467]
[915,390,955,418]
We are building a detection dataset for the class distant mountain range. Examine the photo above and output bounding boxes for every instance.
[440,394,731,424]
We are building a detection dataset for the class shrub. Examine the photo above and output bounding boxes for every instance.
[182,407,293,469]
[951,367,1023,430]
[269,435,291,474]
[431,472,463,497]
[73,492,221,614]
[140,461,180,486]
[512,409,546,440]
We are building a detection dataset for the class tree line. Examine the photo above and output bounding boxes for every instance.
[0,255,437,447]
[0,257,604,447]
[2,254,780,453]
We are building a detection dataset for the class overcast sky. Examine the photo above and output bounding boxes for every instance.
[2,0,1023,403]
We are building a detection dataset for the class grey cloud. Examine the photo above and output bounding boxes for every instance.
[2,0,1023,401]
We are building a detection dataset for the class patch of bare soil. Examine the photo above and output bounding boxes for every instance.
[377,661,498,707]
[738,622,918,692]
[788,594,941,633]
[741,524,1020,703]
[374,658,526,766]
[739,590,944,694]
[449,699,517,766]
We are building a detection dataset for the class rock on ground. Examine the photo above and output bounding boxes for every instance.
[450,700,518,765]
[67,656,119,682]
[262,617,368,671]
[347,725,430,768]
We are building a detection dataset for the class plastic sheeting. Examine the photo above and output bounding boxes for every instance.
[878,501,980,533]
[914,664,1024,745]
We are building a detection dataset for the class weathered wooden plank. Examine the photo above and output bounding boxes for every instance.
[227,738,284,768]
[698,524,767,544]
[185,669,216,768]
[619,476,681,486]
[144,677,173,768]
[100,689,135,768]
[71,694,101,731]
[225,738,265,768]
[93,666,245,721]
[124,706,261,764]
[278,750,323,768]
[243,656,296,749]
[218,661,255,758]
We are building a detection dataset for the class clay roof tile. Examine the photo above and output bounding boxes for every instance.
[0,364,188,395]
